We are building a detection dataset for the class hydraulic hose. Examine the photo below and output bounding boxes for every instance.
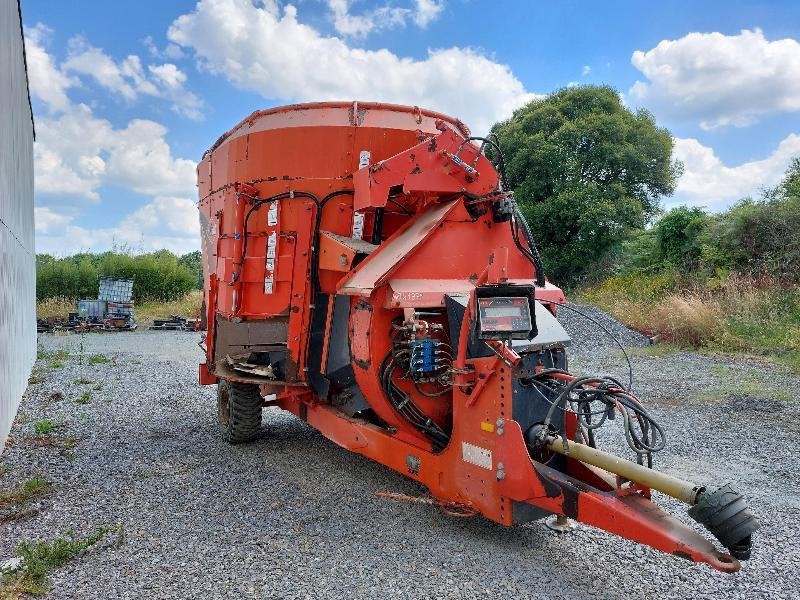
[512,203,546,287]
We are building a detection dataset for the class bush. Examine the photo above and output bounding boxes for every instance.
[36,250,198,303]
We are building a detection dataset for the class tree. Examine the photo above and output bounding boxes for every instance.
[654,206,708,270]
[490,85,681,284]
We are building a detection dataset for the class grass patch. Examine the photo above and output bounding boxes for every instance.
[35,297,75,320]
[579,273,800,371]
[72,378,93,385]
[37,348,69,361]
[134,289,202,324]
[0,526,117,597]
[32,420,55,435]
[0,478,50,509]
[47,361,64,369]
[75,392,91,405]
[27,372,45,385]
[37,290,203,326]
[699,365,793,403]
[87,354,110,365]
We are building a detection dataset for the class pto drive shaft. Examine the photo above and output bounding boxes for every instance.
[527,428,760,560]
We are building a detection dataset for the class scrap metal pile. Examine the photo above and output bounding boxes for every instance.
[37,277,136,332]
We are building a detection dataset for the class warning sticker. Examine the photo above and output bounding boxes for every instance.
[461,442,492,470]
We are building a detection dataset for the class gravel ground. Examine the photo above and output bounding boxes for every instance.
[1,313,798,599]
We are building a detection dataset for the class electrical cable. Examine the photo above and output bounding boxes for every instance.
[538,300,634,392]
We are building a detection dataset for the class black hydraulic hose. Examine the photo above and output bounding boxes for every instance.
[511,203,546,287]
[238,190,320,279]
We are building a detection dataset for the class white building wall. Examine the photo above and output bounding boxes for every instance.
[0,0,36,451]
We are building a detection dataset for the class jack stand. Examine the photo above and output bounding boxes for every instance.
[545,514,577,533]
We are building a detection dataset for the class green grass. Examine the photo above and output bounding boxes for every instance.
[87,354,110,365]
[47,361,64,369]
[75,392,91,405]
[699,365,794,403]
[0,478,50,509]
[37,349,69,361]
[32,420,55,435]
[72,378,93,385]
[0,526,117,597]
[579,273,800,373]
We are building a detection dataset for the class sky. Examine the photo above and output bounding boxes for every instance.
[22,0,800,256]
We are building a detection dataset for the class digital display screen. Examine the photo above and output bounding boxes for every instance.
[477,296,532,337]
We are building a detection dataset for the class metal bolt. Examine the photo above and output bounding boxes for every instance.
[496,463,505,480]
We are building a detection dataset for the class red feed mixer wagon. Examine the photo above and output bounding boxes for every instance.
[196,101,757,572]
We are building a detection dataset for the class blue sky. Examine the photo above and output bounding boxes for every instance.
[23,0,800,255]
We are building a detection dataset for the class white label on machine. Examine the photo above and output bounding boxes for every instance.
[264,275,274,294]
[358,150,371,169]
[462,442,492,470]
[266,258,275,272]
[267,202,278,226]
[266,231,277,259]
[352,212,365,240]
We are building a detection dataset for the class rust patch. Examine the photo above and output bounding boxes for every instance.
[427,138,437,152]
[411,165,422,174]
[673,550,693,562]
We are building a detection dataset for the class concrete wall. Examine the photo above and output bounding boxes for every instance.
[0,0,36,451]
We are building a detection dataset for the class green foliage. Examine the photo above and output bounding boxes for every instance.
[36,250,197,303]
[491,85,680,284]
[76,392,91,405]
[0,478,50,509]
[87,354,110,365]
[178,250,203,289]
[1,527,116,596]
[699,196,800,282]
[654,206,709,270]
[32,420,55,435]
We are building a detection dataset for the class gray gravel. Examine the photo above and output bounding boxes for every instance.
[1,319,798,599]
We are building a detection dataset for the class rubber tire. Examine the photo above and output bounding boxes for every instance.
[217,380,263,443]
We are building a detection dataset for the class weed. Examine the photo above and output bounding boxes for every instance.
[75,392,91,405]
[47,361,64,369]
[579,273,800,371]
[0,526,117,596]
[32,420,55,435]
[0,478,50,509]
[36,348,69,361]
[87,354,110,365]
[72,378,93,385]
[92,383,103,391]
[27,372,44,385]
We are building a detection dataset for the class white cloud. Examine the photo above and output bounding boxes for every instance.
[168,0,534,132]
[412,0,444,28]
[630,29,800,130]
[325,0,444,38]
[63,37,203,119]
[24,23,79,112]
[143,35,186,60]
[34,103,196,201]
[672,134,800,208]
[34,198,199,256]
[581,65,591,76]
[34,206,73,234]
